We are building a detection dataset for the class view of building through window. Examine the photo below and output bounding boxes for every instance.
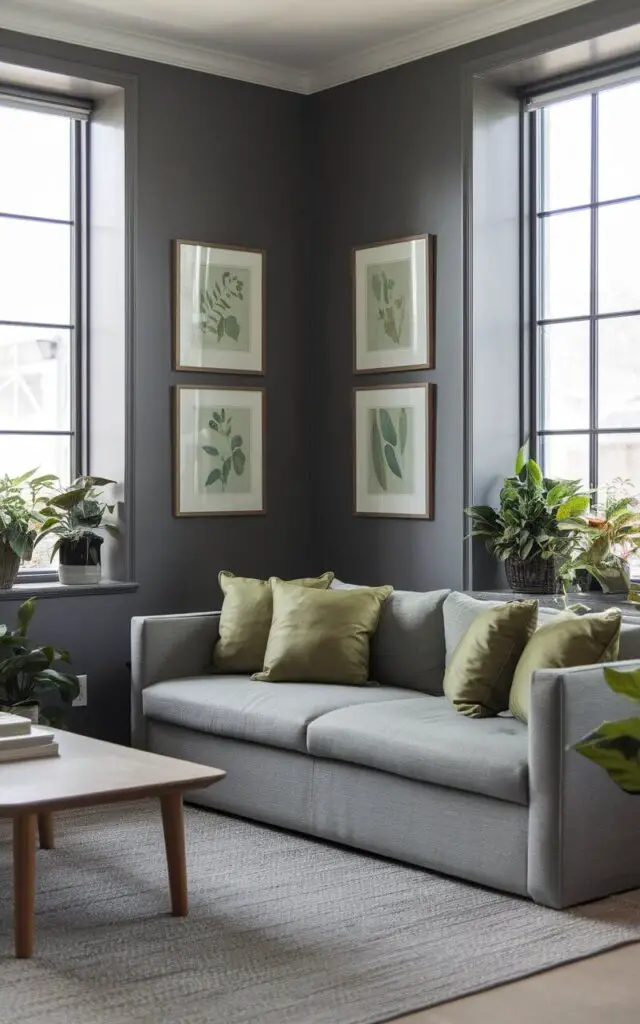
[0,101,80,568]
[535,80,640,502]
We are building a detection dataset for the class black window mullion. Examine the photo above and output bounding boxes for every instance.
[589,92,599,495]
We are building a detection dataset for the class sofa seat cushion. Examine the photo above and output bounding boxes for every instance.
[142,677,420,754]
[306,695,529,805]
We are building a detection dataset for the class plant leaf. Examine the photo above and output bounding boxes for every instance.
[370,417,387,491]
[205,469,222,487]
[384,444,403,479]
[379,409,398,447]
[224,316,241,341]
[16,598,36,638]
[202,446,219,457]
[231,435,243,450]
[399,408,408,456]
[515,443,528,475]
[526,459,543,486]
[222,458,232,486]
[232,449,246,476]
[573,717,640,794]
[557,495,591,520]
[371,274,382,301]
[604,666,640,701]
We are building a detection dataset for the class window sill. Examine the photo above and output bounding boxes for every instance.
[0,580,139,601]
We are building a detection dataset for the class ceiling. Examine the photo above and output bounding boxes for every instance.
[0,0,598,92]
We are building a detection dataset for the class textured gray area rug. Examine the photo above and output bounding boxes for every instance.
[1,802,639,1024]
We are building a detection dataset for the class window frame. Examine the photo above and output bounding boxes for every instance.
[0,96,90,580]
[529,79,640,493]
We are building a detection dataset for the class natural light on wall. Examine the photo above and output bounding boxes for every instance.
[533,77,640,504]
[0,100,82,569]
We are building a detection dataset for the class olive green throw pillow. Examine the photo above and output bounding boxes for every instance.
[443,600,538,718]
[253,581,393,685]
[213,571,334,674]
[509,608,622,723]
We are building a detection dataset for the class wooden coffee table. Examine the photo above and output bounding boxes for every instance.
[0,730,225,958]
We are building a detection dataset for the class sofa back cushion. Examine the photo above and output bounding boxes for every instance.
[331,580,450,693]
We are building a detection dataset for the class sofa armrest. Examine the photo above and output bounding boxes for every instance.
[130,612,220,748]
[528,660,640,908]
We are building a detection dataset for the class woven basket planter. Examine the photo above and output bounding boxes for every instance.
[505,555,557,595]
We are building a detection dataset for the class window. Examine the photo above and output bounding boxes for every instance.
[0,95,88,569]
[532,77,640,494]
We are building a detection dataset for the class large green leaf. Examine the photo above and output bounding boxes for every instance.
[399,408,408,456]
[224,316,240,341]
[231,435,243,450]
[202,446,219,457]
[514,443,528,475]
[557,495,590,520]
[604,666,640,701]
[526,459,543,487]
[370,417,386,491]
[205,469,222,487]
[16,598,36,638]
[232,449,246,476]
[384,444,403,479]
[574,717,640,794]
[379,409,398,447]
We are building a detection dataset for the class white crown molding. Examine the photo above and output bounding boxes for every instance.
[305,0,597,93]
[0,0,596,95]
[0,0,308,93]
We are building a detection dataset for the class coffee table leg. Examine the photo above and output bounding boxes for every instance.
[13,813,37,958]
[38,812,54,850]
[160,792,188,917]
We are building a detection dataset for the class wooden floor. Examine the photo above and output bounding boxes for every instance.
[391,943,640,1023]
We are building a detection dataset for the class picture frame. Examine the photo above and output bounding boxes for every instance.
[173,385,265,517]
[173,239,265,374]
[353,235,435,373]
[354,383,435,519]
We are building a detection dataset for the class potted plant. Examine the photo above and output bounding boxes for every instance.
[558,479,640,595]
[0,597,79,725]
[0,470,57,589]
[573,665,640,794]
[465,447,590,594]
[35,476,118,586]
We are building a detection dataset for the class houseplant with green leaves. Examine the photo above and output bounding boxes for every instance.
[0,597,79,725]
[558,479,640,595]
[573,665,640,794]
[35,476,118,586]
[465,446,591,594]
[0,470,57,589]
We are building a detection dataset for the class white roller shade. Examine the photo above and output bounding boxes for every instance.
[525,65,640,111]
[0,86,91,120]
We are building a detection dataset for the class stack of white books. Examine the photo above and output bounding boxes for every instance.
[0,712,59,763]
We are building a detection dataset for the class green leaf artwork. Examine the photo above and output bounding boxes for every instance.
[200,267,248,348]
[368,407,413,496]
[366,259,413,352]
[201,407,250,494]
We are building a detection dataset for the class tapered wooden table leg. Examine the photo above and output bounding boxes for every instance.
[13,813,37,958]
[38,812,54,850]
[160,791,187,917]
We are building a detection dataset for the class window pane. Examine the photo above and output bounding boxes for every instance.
[0,106,71,220]
[0,433,70,484]
[599,316,640,429]
[540,434,589,488]
[0,326,71,431]
[542,210,590,320]
[599,81,640,202]
[540,322,590,430]
[599,433,640,490]
[598,200,640,315]
[542,96,591,211]
[0,219,71,325]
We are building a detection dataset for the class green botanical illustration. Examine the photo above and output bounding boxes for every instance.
[201,406,251,494]
[199,265,250,351]
[366,259,413,351]
[368,407,413,495]
[573,665,640,795]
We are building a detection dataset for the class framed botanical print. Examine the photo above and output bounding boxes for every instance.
[173,385,265,516]
[353,235,435,373]
[173,240,265,373]
[354,383,435,519]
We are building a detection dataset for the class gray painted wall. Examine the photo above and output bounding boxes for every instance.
[309,0,640,593]
[0,28,311,742]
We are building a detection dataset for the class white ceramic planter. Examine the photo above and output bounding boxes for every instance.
[59,564,102,586]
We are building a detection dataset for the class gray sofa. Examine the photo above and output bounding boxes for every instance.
[131,588,640,909]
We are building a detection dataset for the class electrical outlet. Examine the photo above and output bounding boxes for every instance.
[73,674,88,708]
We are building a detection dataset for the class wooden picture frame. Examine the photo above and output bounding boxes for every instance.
[173,239,266,374]
[354,383,435,519]
[353,234,435,373]
[173,385,266,517]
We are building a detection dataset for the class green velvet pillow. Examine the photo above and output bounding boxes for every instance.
[253,580,393,685]
[443,600,538,718]
[509,608,622,723]
[213,571,334,674]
